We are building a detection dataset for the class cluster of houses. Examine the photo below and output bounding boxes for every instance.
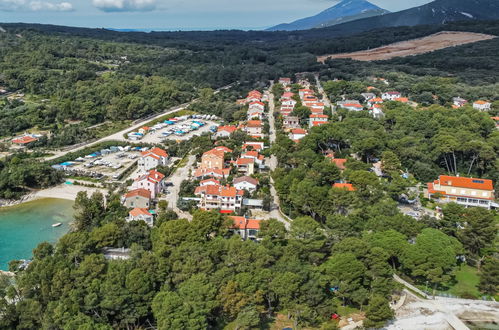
[277,77,329,142]
[452,97,492,111]
[122,147,171,226]
[335,90,411,119]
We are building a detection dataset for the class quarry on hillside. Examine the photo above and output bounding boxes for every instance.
[317,31,496,62]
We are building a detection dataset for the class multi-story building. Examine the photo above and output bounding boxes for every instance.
[138,147,169,172]
[473,100,491,111]
[195,184,244,212]
[131,170,165,199]
[123,188,151,209]
[426,175,496,209]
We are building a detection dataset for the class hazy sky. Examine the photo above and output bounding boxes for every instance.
[0,0,433,30]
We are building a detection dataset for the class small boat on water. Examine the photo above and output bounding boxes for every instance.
[52,222,62,227]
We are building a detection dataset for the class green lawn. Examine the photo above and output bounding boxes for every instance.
[441,265,481,299]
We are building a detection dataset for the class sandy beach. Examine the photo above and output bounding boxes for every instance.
[0,184,108,208]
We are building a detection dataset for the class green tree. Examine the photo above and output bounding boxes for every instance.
[363,295,394,329]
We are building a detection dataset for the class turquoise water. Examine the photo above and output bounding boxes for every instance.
[0,199,74,270]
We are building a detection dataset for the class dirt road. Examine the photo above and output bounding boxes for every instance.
[318,31,496,63]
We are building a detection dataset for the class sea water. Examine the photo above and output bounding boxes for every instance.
[0,198,74,270]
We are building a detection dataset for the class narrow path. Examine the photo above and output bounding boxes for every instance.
[265,89,291,230]
[160,154,196,221]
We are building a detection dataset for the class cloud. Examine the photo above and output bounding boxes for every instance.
[92,0,156,12]
[0,0,73,11]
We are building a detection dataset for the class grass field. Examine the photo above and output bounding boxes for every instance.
[439,265,481,299]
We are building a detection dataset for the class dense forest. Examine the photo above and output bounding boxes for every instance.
[1,20,499,144]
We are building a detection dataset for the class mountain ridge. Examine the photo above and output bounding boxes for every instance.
[267,0,389,31]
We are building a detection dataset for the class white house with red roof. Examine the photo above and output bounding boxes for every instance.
[195,184,244,212]
[249,101,265,112]
[138,147,169,172]
[229,216,262,241]
[299,89,314,99]
[279,77,292,86]
[215,125,238,139]
[127,208,154,227]
[241,150,265,166]
[123,188,151,209]
[200,178,220,186]
[233,176,259,192]
[247,111,264,121]
[452,97,468,108]
[289,128,308,141]
[235,157,255,175]
[12,135,39,145]
[339,103,364,111]
[193,168,231,180]
[281,92,295,100]
[426,175,496,209]
[309,114,328,128]
[473,100,491,111]
[242,141,265,152]
[382,91,402,101]
[244,120,264,138]
[132,170,165,199]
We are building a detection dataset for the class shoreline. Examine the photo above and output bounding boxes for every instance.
[0,184,108,209]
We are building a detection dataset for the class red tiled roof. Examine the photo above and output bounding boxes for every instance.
[12,136,38,144]
[332,183,355,191]
[331,158,347,170]
[249,101,265,106]
[236,158,255,165]
[229,216,261,230]
[394,97,409,103]
[246,120,262,128]
[311,121,327,127]
[125,189,151,199]
[233,176,259,186]
[432,175,494,191]
[217,125,237,133]
[310,114,328,118]
[291,128,307,134]
[129,208,151,217]
[474,100,490,105]
[142,147,168,158]
[200,178,220,185]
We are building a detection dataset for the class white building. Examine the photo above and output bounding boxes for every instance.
[473,100,492,111]
[127,208,154,227]
[233,176,259,192]
[382,91,402,101]
[138,147,169,172]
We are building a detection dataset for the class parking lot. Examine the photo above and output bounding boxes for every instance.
[140,120,219,144]
[52,146,146,180]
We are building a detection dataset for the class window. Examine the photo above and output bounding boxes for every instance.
[457,197,467,202]
[479,200,489,205]
[472,180,484,184]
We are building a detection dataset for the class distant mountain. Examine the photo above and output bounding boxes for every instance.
[267,0,390,31]
[314,0,499,36]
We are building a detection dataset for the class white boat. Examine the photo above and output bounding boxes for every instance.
[52,223,62,227]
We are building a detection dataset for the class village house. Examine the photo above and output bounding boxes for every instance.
[11,135,39,145]
[426,175,496,209]
[131,170,165,199]
[244,120,264,138]
[299,89,314,99]
[246,90,262,103]
[473,100,492,111]
[235,157,255,175]
[215,125,238,139]
[382,91,402,101]
[229,216,261,241]
[452,97,468,108]
[201,148,227,170]
[309,114,328,128]
[247,111,264,121]
[243,142,265,152]
[327,153,347,170]
[200,178,221,186]
[233,176,259,192]
[281,98,297,111]
[123,188,151,209]
[279,77,292,86]
[248,101,265,112]
[195,184,244,212]
[309,102,325,114]
[368,97,384,107]
[361,93,376,101]
[127,208,154,227]
[283,116,300,129]
[370,104,384,119]
[240,150,265,166]
[193,168,231,180]
[394,97,410,103]
[138,126,151,135]
[138,147,169,172]
[289,128,308,141]
[280,92,295,100]
[339,103,364,111]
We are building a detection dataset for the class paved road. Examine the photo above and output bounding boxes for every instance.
[160,154,197,220]
[314,73,333,110]
[43,83,236,162]
[265,89,291,230]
